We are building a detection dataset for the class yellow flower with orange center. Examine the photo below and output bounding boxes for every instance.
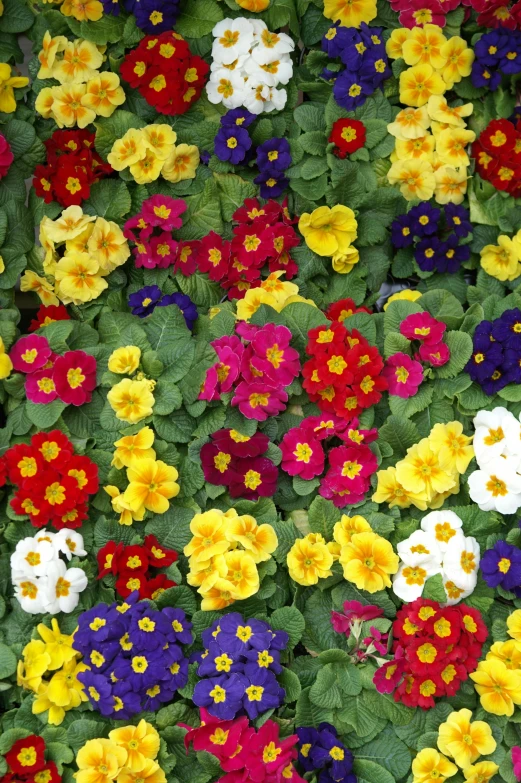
[323,0,377,27]
[287,533,334,586]
[434,165,468,205]
[107,378,155,424]
[412,748,458,783]
[81,72,126,118]
[161,143,200,183]
[400,63,446,107]
[372,466,428,510]
[52,39,103,84]
[123,458,179,515]
[51,84,96,129]
[437,709,496,769]
[339,531,399,592]
[60,0,103,21]
[387,159,436,201]
[470,659,521,716]
[402,24,448,69]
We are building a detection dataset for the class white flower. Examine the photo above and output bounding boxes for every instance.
[34,529,56,546]
[53,529,87,560]
[244,54,293,87]
[13,575,48,614]
[443,575,474,607]
[472,407,514,466]
[210,54,248,74]
[43,560,88,614]
[243,83,287,114]
[11,536,56,579]
[211,18,255,66]
[504,413,521,459]
[250,19,268,36]
[206,70,246,109]
[468,456,521,513]
[420,510,463,554]
[393,562,439,602]
[442,532,480,592]
[251,28,294,65]
[397,529,442,571]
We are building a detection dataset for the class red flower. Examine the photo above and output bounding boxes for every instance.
[31,431,74,468]
[329,118,367,158]
[66,455,99,495]
[120,545,150,573]
[53,158,91,206]
[30,763,61,783]
[476,0,517,28]
[228,456,279,500]
[5,737,46,776]
[144,534,178,567]
[52,350,97,406]
[141,572,176,600]
[33,164,56,203]
[481,119,517,155]
[52,502,88,530]
[326,298,372,322]
[198,232,231,281]
[231,224,271,268]
[11,487,47,527]
[97,541,125,578]
[115,570,149,598]
[174,240,200,275]
[29,305,70,333]
[5,444,43,485]
[34,469,81,517]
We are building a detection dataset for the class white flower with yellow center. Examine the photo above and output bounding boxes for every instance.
[468,456,521,514]
[211,18,255,65]
[442,532,480,593]
[43,560,88,614]
[53,529,87,561]
[420,510,463,554]
[473,407,515,466]
[393,561,437,602]
[206,69,246,109]
[11,536,55,579]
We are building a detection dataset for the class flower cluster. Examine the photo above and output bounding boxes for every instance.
[97,535,178,599]
[375,597,487,709]
[123,194,188,269]
[374,420,473,510]
[120,31,208,115]
[10,335,96,406]
[200,428,278,500]
[302,320,387,421]
[185,710,304,783]
[329,117,367,158]
[391,202,472,274]
[322,23,390,112]
[468,407,521,514]
[107,124,199,185]
[74,721,165,783]
[193,612,287,719]
[299,205,359,272]
[470,610,521,716]
[184,508,278,610]
[479,228,521,282]
[11,528,87,615]
[33,129,112,207]
[2,429,99,529]
[74,595,192,718]
[297,723,356,783]
[207,19,294,114]
[3,735,61,783]
[398,312,452,370]
[471,28,521,90]
[201,323,300,423]
[472,118,521,198]
[466,310,521,394]
[17,619,88,725]
[129,286,198,329]
[254,137,292,198]
[387,95,474,205]
[393,511,480,604]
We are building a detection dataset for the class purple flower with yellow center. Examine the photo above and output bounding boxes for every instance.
[162,607,194,645]
[436,235,470,274]
[78,671,113,712]
[256,138,292,174]
[107,681,142,720]
[193,672,248,720]
[242,668,284,719]
[333,70,372,111]
[198,642,241,677]
[101,0,121,13]
[221,108,256,129]
[128,285,162,318]
[481,540,521,594]
[218,613,276,656]
[128,605,170,651]
[391,214,414,248]
[253,171,289,199]
[445,203,472,238]
[322,23,354,59]
[214,125,252,165]
[414,236,443,272]
[492,308,521,348]
[408,202,441,237]
[125,0,180,33]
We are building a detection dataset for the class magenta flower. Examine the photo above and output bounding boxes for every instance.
[140,195,186,230]
[280,426,325,480]
[236,322,260,342]
[229,457,278,499]
[123,215,153,243]
[363,626,388,655]
[418,341,450,367]
[232,381,288,421]
[400,312,446,345]
[399,0,446,27]
[132,239,153,268]
[250,324,300,386]
[331,600,384,636]
[337,417,378,446]
[25,365,58,404]
[328,443,377,480]
[373,657,406,694]
[382,352,423,399]
[10,335,52,374]
[199,364,219,401]
[199,336,244,401]
[53,350,96,406]
[0,133,14,178]
[512,747,521,781]
[212,428,270,458]
[319,468,367,507]
[200,442,237,486]
[150,233,178,269]
[302,413,348,441]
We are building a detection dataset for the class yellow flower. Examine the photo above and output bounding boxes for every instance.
[480,236,520,282]
[463,762,499,783]
[332,246,359,273]
[108,346,141,376]
[387,159,435,201]
[236,287,279,321]
[236,0,269,9]
[117,760,166,783]
[60,0,104,21]
[187,555,228,593]
[109,720,160,771]
[46,205,96,242]
[507,609,521,641]
[107,378,155,424]
[37,619,76,671]
[82,72,126,118]
[400,64,446,107]
[107,129,147,171]
[55,252,108,305]
[0,63,29,114]
[52,84,96,129]
[161,143,200,183]
[436,128,475,167]
[437,709,496,769]
[88,217,130,273]
[141,124,177,160]
[333,514,372,547]
[386,28,411,60]
[104,485,145,526]
[112,427,156,470]
[200,578,238,611]
[74,739,127,783]
[223,550,259,600]
[395,134,436,161]
[298,205,357,257]
[384,289,422,310]
[33,657,88,725]
[339,531,399,592]
[130,148,163,184]
[287,533,334,586]
[427,95,473,127]
[226,514,278,563]
[470,659,521,716]
[373,466,428,509]
[260,272,300,307]
[52,39,103,84]
[20,270,59,306]
[396,440,456,501]
[35,87,56,119]
[37,32,67,80]
[17,640,51,693]
[184,509,231,563]
[123,459,179,514]
[0,336,12,380]
[440,36,474,87]
[412,748,458,783]
[402,25,448,69]
[434,165,468,205]
[323,0,377,27]
[428,422,474,474]
[487,640,521,670]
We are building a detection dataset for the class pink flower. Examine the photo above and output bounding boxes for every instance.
[382,352,423,398]
[399,0,446,27]
[53,350,96,406]
[364,626,389,655]
[418,341,450,367]
[512,747,521,781]
[10,335,51,374]
[400,312,446,345]
[302,413,348,441]
[123,215,153,243]
[319,469,367,507]
[328,443,377,479]
[235,322,260,341]
[337,417,378,446]
[280,426,325,480]
[232,381,288,421]
[331,600,384,636]
[373,657,406,694]
[150,233,178,268]
[199,336,244,401]
[229,456,278,499]
[250,324,300,386]
[0,134,14,178]
[26,365,58,404]
[140,195,186,230]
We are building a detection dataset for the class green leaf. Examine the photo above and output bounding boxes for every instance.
[270,606,305,648]
[83,180,132,222]
[26,400,66,429]
[213,173,257,222]
[176,0,224,36]
[278,667,302,703]
[379,416,420,459]
[353,759,396,783]
[434,331,473,380]
[0,642,16,679]
[422,573,447,603]
[0,0,34,33]
[294,103,327,132]
[308,496,340,540]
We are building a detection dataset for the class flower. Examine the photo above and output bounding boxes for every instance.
[0,63,29,113]
[43,559,88,614]
[339,531,399,592]
[471,659,521,716]
[437,709,497,769]
[323,0,378,26]
[280,427,325,479]
[387,159,436,200]
[481,540,521,593]
[107,378,155,424]
[287,533,334,585]
[400,63,446,107]
[108,346,141,375]
[331,599,384,636]
[298,205,357,257]
[10,335,52,374]
[412,749,458,783]
[108,720,160,771]
[383,352,423,398]
[5,737,46,776]
[214,125,252,164]
[329,118,367,157]
[53,350,97,406]
[463,762,499,783]
[401,312,446,344]
[468,457,521,514]
[75,739,127,783]
[54,253,108,305]
[123,459,180,515]
[128,286,163,317]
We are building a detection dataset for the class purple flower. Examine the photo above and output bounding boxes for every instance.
[214,126,252,165]
[125,0,179,33]
[242,668,284,719]
[193,673,248,720]
[221,108,256,128]
[445,203,471,238]
[158,292,198,330]
[414,236,443,272]
[298,723,355,782]
[408,202,441,237]
[322,24,354,59]
[333,70,372,111]
[101,0,121,13]
[391,214,414,248]
[256,137,292,173]
[492,309,521,349]
[253,171,289,199]
[320,68,338,81]
[128,285,162,317]
[437,235,470,273]
[481,540,521,594]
